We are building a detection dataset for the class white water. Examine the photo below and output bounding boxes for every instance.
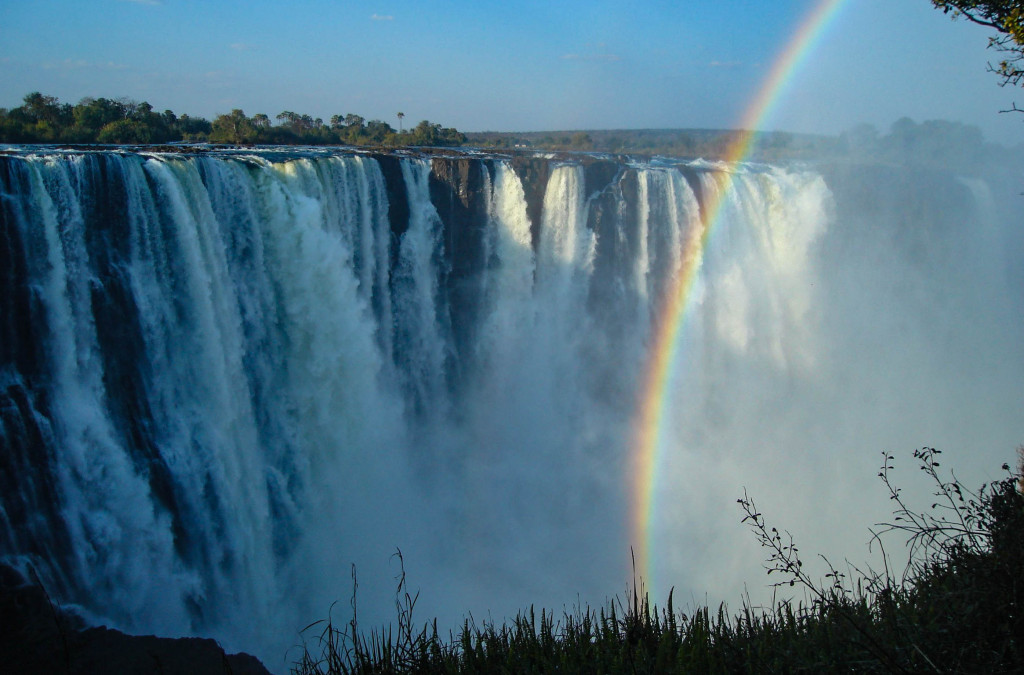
[1,150,1021,670]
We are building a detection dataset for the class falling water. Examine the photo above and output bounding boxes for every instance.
[1,148,1020,669]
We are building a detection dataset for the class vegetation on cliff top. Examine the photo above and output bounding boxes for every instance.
[0,92,466,147]
[4,92,1013,169]
[293,448,1024,674]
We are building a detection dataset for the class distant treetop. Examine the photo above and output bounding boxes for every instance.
[0,92,466,147]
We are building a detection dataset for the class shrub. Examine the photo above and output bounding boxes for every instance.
[293,448,1024,674]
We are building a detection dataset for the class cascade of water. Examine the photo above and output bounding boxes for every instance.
[536,165,594,300]
[2,148,1020,670]
[393,158,452,420]
[19,155,196,632]
[1,151,421,659]
[243,155,414,644]
[632,167,703,345]
[474,161,535,384]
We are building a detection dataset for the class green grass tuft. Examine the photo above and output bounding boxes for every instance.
[293,447,1024,674]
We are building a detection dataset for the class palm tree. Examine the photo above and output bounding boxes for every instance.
[397,112,405,133]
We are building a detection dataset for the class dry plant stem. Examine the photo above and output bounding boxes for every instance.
[876,448,989,573]
[737,491,911,674]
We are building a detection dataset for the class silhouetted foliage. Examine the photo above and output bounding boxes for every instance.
[293,448,1024,674]
[933,0,1024,110]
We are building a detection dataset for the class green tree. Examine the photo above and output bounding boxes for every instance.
[251,113,271,129]
[0,90,463,146]
[96,119,153,144]
[210,109,257,144]
[176,114,212,141]
[21,92,72,127]
[72,97,128,136]
[410,119,436,145]
[127,101,174,142]
[340,114,365,143]
[570,132,592,149]
[3,92,74,140]
[276,110,302,130]
[932,0,1024,99]
[363,119,395,144]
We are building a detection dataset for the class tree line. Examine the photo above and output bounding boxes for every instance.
[0,92,466,147]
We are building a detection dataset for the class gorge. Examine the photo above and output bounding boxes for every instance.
[1,145,1021,670]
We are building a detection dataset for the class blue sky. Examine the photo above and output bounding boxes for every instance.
[1,0,1021,144]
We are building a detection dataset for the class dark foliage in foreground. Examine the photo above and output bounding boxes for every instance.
[293,448,1024,674]
[932,0,1024,94]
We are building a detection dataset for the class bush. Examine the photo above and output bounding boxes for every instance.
[293,448,1024,674]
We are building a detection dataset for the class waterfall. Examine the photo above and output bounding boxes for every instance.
[393,158,451,419]
[1,148,1020,669]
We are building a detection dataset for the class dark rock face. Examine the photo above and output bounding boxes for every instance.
[585,166,643,354]
[375,154,409,242]
[818,162,974,266]
[429,157,490,378]
[509,154,551,250]
[0,565,271,675]
[581,158,621,198]
[0,157,41,381]
[676,164,705,217]
[0,386,70,590]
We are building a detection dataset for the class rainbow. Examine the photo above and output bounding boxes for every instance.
[630,0,849,591]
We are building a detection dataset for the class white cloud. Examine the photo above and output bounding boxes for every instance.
[370,14,394,21]
[561,53,621,62]
[41,58,128,71]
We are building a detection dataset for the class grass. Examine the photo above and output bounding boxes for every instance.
[292,448,1024,674]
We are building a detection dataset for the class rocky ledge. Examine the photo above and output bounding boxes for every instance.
[1,565,271,675]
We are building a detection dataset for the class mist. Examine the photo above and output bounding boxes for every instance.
[0,132,1021,671]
